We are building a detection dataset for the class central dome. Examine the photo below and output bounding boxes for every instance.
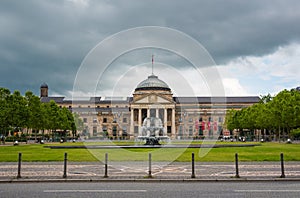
[135,74,170,91]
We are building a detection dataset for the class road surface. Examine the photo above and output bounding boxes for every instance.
[1,181,299,198]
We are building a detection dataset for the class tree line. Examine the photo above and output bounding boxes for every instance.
[225,88,300,141]
[0,87,83,141]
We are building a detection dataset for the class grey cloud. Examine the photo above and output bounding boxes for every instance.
[1,0,300,96]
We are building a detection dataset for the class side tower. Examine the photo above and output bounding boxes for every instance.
[40,83,48,97]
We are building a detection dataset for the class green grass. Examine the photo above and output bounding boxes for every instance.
[0,143,98,162]
[0,142,299,162]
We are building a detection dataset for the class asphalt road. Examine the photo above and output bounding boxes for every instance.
[1,181,300,198]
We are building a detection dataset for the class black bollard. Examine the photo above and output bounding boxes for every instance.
[104,153,108,178]
[17,153,22,179]
[280,153,285,178]
[235,153,240,178]
[191,152,196,178]
[148,153,152,178]
[63,153,67,178]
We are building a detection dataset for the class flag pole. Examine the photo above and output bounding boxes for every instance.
[152,55,154,75]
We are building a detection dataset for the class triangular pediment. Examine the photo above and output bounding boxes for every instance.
[134,93,173,104]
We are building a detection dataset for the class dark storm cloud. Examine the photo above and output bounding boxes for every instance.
[0,0,300,96]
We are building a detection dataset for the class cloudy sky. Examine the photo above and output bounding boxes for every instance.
[1,0,300,98]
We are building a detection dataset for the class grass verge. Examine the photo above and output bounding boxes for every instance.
[0,142,299,162]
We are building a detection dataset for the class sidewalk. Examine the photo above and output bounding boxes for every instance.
[0,161,299,182]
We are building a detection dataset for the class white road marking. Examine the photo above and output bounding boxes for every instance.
[234,190,300,193]
[44,189,147,193]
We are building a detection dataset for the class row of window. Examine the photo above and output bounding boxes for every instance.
[83,117,128,123]
[84,117,223,124]
[92,126,128,136]
[179,117,223,123]
[178,125,222,136]
[69,105,129,109]
[89,125,222,137]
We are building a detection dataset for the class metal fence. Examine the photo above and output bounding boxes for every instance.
[0,152,299,180]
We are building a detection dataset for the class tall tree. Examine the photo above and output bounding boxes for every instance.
[44,100,61,138]
[25,91,44,140]
[73,113,84,137]
[0,88,11,136]
[7,90,28,134]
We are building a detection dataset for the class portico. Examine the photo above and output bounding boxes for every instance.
[130,74,176,139]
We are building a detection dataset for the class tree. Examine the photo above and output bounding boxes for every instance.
[225,109,239,131]
[226,89,300,142]
[0,87,80,142]
[73,113,84,137]
[25,91,44,141]
[0,88,11,136]
[60,107,74,140]
[291,128,300,140]
[7,90,28,135]
[43,100,61,140]
[270,90,296,140]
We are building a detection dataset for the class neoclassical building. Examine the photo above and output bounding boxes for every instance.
[40,74,260,139]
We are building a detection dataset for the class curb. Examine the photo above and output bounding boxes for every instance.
[1,178,300,183]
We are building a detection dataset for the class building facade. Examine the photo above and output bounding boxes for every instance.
[40,74,260,139]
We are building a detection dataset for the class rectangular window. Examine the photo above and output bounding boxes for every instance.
[93,118,97,123]
[209,128,213,137]
[122,126,127,136]
[218,126,222,134]
[199,127,203,136]
[178,125,183,136]
[189,126,193,136]
[123,117,127,123]
[112,126,117,136]
[218,117,223,123]
[103,118,107,123]
[93,126,97,136]
[83,118,87,123]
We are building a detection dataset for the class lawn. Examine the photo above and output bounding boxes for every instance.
[0,142,299,162]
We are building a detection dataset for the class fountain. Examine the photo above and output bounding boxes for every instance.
[137,117,169,145]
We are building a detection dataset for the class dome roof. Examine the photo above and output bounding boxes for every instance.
[135,74,170,91]
[40,82,48,88]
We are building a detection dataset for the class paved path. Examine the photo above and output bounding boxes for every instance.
[0,161,299,180]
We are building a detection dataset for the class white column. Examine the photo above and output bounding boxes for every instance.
[172,108,176,138]
[147,108,150,118]
[138,108,142,136]
[164,108,167,136]
[156,109,159,118]
[130,108,134,136]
